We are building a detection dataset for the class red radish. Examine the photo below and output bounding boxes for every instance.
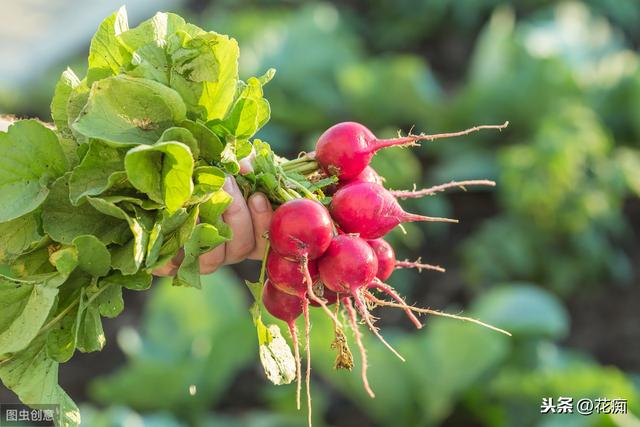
[391,179,496,199]
[330,182,458,239]
[267,251,318,298]
[269,199,333,260]
[367,239,396,281]
[318,235,378,294]
[262,279,303,328]
[262,280,304,410]
[316,121,509,180]
[368,238,445,281]
[318,235,405,362]
[341,166,383,187]
[269,199,340,326]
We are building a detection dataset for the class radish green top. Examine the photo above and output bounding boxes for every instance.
[0,8,332,426]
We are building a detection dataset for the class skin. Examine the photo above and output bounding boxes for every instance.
[154,152,274,277]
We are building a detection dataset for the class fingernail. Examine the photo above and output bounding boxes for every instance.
[250,194,269,213]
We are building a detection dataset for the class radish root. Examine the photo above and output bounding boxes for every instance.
[302,300,313,425]
[353,292,406,362]
[288,323,302,410]
[366,293,512,337]
[396,258,446,273]
[301,257,342,327]
[369,279,422,329]
[344,297,375,398]
[391,179,496,199]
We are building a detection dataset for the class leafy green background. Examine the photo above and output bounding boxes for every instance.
[1,1,639,426]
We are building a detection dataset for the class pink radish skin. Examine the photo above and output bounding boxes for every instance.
[316,121,509,180]
[318,235,378,294]
[367,238,396,281]
[261,280,304,410]
[368,238,446,280]
[262,279,303,322]
[269,198,341,326]
[330,182,458,239]
[340,166,383,188]
[318,235,406,361]
[269,199,333,260]
[267,251,319,298]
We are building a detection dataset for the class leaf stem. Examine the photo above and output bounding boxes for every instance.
[259,240,270,285]
[285,177,316,199]
[281,154,315,170]
[283,162,319,175]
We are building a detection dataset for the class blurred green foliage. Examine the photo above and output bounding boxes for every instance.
[87,277,637,426]
[2,0,639,425]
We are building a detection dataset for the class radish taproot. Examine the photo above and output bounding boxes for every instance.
[368,238,445,281]
[330,182,458,239]
[316,121,509,180]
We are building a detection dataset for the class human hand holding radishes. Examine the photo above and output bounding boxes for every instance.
[154,153,274,277]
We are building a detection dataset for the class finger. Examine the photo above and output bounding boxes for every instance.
[199,243,226,275]
[152,250,185,277]
[247,193,273,260]
[222,177,256,264]
[239,148,256,175]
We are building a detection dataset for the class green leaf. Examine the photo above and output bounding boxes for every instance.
[472,284,569,339]
[199,189,233,224]
[101,270,152,291]
[87,6,129,84]
[174,222,232,288]
[72,75,187,146]
[98,195,162,211]
[209,75,271,139]
[73,235,111,277]
[190,166,226,203]
[180,119,223,162]
[6,247,61,286]
[118,12,191,52]
[0,337,81,427]
[49,247,79,278]
[51,68,81,140]
[42,175,129,245]
[87,197,150,274]
[0,278,58,354]
[0,120,69,222]
[94,284,124,318]
[145,209,190,268]
[66,79,90,142]
[158,126,199,159]
[68,140,126,204]
[124,141,194,212]
[0,212,43,264]
[76,290,106,353]
[169,32,240,121]
[46,304,79,364]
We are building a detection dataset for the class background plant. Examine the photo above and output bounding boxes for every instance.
[1,1,639,426]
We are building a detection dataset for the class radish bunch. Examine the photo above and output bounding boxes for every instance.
[0,9,510,426]
[261,121,510,422]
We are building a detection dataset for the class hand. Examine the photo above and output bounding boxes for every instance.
[153,155,273,276]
